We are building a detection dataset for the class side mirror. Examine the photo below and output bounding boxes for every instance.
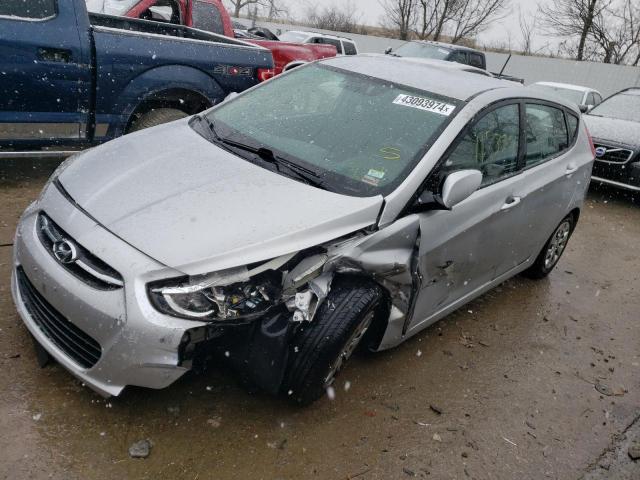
[385,47,393,55]
[440,170,483,209]
[413,170,482,212]
[579,104,589,113]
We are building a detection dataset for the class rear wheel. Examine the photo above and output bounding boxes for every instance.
[523,214,575,279]
[128,108,188,132]
[282,276,385,405]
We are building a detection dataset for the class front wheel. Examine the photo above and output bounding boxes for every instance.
[523,214,575,279]
[282,276,386,405]
[128,108,188,133]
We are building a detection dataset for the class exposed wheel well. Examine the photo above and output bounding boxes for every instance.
[330,273,392,353]
[569,207,581,230]
[126,89,213,132]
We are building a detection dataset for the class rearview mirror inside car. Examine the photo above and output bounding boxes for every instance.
[385,47,393,55]
[440,170,483,209]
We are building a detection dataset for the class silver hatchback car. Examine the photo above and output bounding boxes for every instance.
[12,55,594,404]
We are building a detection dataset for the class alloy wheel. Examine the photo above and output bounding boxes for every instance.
[544,220,571,270]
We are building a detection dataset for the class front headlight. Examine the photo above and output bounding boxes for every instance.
[148,254,299,322]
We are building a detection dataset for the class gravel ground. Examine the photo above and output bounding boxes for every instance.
[1,160,639,480]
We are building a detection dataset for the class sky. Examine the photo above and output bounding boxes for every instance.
[286,0,547,51]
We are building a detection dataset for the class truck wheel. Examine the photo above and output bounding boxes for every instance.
[282,276,385,406]
[129,108,188,132]
[523,214,575,279]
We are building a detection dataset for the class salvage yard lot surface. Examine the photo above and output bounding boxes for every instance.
[1,161,639,480]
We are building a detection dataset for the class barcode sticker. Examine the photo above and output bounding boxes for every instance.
[393,94,456,116]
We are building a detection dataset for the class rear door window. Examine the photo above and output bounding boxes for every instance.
[320,38,343,54]
[524,104,569,168]
[191,0,225,34]
[451,51,468,64]
[343,41,357,55]
[0,0,56,19]
[441,103,520,187]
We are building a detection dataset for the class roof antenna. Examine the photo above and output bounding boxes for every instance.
[498,54,512,77]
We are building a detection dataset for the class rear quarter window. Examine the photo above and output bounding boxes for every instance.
[566,112,579,139]
[469,53,484,68]
[191,0,224,34]
[343,42,357,55]
[0,0,56,19]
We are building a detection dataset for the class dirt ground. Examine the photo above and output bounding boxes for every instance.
[1,159,639,480]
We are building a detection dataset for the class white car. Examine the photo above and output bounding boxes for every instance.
[530,82,603,112]
[278,30,358,56]
[13,55,593,405]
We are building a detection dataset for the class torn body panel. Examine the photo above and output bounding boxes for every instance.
[323,215,422,351]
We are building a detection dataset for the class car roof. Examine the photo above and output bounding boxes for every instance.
[406,40,481,53]
[533,81,598,94]
[396,57,491,76]
[321,55,519,101]
[617,87,640,95]
[286,30,354,42]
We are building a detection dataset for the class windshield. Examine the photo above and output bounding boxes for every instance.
[202,64,460,197]
[279,31,309,43]
[394,42,452,60]
[589,91,640,123]
[531,84,584,106]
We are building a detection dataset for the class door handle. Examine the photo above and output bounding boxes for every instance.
[501,196,521,210]
[565,163,579,175]
[37,47,72,63]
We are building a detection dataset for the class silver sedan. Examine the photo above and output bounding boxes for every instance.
[12,55,595,404]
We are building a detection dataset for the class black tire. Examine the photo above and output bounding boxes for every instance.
[523,214,576,279]
[128,108,188,133]
[282,276,386,405]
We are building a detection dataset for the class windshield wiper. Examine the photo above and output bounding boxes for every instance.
[195,116,328,190]
[220,136,327,190]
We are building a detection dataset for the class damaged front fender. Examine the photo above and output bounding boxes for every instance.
[323,215,422,350]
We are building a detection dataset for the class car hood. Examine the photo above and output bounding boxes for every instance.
[58,119,383,275]
[584,115,640,150]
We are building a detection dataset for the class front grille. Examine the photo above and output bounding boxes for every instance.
[594,144,634,164]
[16,267,102,369]
[37,213,123,290]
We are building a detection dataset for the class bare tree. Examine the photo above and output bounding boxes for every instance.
[448,0,508,43]
[306,2,361,33]
[414,0,506,43]
[519,7,536,54]
[379,0,417,40]
[415,0,436,39]
[263,0,288,20]
[591,0,640,64]
[539,0,612,61]
[227,0,262,18]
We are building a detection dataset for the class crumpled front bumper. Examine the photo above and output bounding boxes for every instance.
[11,184,207,397]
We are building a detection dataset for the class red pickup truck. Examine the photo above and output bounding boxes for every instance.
[92,0,337,76]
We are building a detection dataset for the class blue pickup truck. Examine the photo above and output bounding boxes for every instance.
[0,0,273,156]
